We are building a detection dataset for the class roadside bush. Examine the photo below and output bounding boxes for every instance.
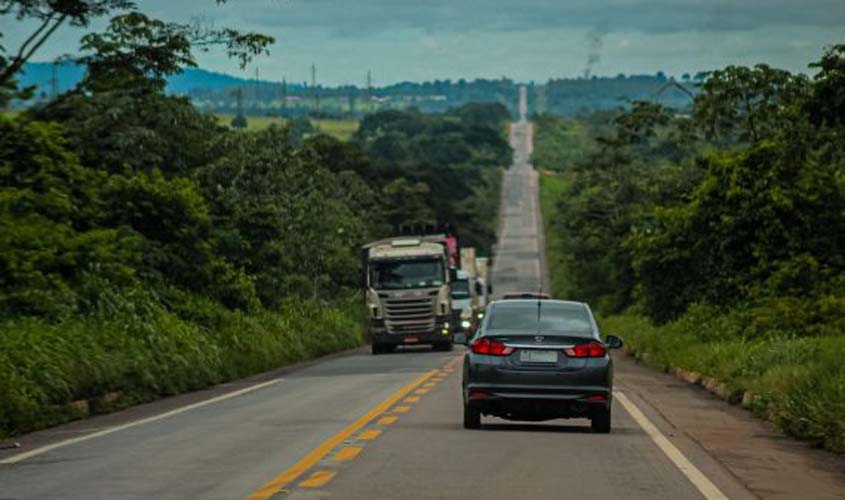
[0,290,364,438]
[602,311,845,453]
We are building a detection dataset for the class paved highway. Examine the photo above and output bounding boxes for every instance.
[2,89,844,500]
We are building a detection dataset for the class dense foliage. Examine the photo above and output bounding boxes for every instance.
[537,45,845,452]
[0,5,510,437]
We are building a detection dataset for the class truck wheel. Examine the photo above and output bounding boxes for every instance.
[591,408,611,433]
[434,342,453,352]
[371,343,384,355]
[463,402,481,429]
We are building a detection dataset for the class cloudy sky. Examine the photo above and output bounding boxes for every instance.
[3,0,844,85]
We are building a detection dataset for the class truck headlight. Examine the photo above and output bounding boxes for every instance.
[461,320,472,329]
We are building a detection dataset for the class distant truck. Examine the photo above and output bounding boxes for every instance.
[451,249,493,339]
[362,226,459,354]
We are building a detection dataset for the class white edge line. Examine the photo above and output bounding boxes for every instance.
[614,390,730,500]
[1,378,283,465]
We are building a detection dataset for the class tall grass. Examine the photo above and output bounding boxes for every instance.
[539,171,573,299]
[0,290,364,438]
[537,152,845,454]
[602,312,845,453]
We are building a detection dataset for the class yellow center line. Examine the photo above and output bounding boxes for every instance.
[415,388,430,395]
[403,396,420,403]
[246,369,436,500]
[392,405,411,413]
[357,429,382,441]
[423,382,437,388]
[332,446,363,462]
[443,355,463,370]
[377,416,398,425]
[298,470,337,489]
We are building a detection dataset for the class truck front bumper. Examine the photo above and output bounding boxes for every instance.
[369,318,452,346]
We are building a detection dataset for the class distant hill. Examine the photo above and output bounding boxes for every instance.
[17,62,280,95]
[16,62,699,118]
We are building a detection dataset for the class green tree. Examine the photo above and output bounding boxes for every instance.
[198,127,366,303]
[0,116,142,316]
[0,0,134,102]
[693,64,808,145]
[381,178,435,228]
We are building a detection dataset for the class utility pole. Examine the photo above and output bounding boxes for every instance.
[366,69,373,112]
[50,61,59,99]
[254,66,260,106]
[281,78,287,114]
[311,63,320,111]
[348,85,356,115]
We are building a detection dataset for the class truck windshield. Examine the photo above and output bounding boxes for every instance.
[450,279,470,299]
[370,259,444,289]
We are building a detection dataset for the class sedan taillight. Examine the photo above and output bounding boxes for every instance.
[564,341,607,358]
[471,338,514,356]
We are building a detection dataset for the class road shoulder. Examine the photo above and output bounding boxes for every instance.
[0,346,368,463]
[614,351,845,500]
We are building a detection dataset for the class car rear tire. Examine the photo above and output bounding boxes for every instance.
[591,408,611,433]
[463,402,481,429]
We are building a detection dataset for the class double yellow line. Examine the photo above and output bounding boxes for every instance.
[247,365,447,500]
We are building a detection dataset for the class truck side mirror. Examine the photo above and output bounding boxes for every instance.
[487,283,493,294]
[474,282,484,295]
[448,267,458,282]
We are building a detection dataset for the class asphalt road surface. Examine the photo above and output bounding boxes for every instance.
[2,89,844,499]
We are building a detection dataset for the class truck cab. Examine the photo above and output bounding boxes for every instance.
[364,238,455,354]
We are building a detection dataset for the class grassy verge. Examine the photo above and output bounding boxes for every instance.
[531,114,593,172]
[0,292,365,438]
[538,170,572,299]
[601,311,845,453]
[537,145,845,453]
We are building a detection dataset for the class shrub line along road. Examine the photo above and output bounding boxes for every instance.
[2,94,844,499]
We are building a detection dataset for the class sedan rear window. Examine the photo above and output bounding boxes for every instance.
[486,302,593,335]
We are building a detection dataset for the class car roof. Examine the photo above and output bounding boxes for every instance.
[489,298,586,309]
[500,292,551,299]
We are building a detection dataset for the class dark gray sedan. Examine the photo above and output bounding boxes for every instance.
[461,299,623,432]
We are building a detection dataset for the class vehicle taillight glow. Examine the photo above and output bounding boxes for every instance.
[471,337,514,356]
[564,341,607,358]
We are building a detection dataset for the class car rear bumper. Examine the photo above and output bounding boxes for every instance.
[464,383,611,419]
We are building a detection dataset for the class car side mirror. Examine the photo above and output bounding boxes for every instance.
[453,332,468,345]
[605,335,624,349]
[487,283,493,294]
[474,282,484,295]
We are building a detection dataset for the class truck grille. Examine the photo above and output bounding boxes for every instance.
[384,296,435,335]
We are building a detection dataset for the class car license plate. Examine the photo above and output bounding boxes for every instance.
[519,349,557,363]
[403,337,419,344]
